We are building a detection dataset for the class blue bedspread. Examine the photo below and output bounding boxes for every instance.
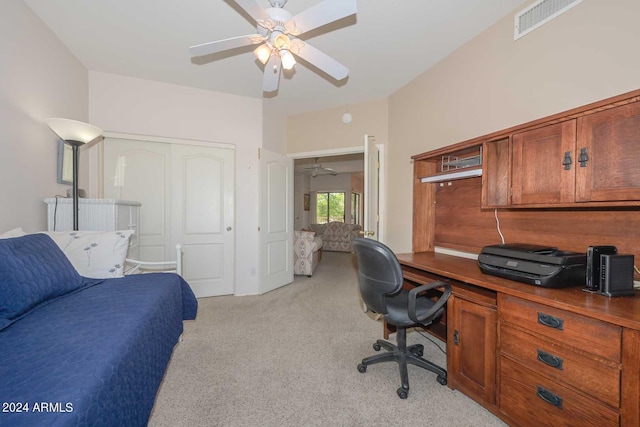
[0,273,197,427]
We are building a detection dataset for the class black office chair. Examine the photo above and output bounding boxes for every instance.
[353,237,451,399]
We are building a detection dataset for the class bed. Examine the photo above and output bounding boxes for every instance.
[0,233,197,426]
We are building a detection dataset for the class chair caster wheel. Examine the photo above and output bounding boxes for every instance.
[373,342,382,351]
[357,364,367,373]
[397,387,408,399]
[437,375,447,386]
[412,348,424,357]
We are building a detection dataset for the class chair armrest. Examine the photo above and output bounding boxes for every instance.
[407,281,452,325]
[297,230,316,242]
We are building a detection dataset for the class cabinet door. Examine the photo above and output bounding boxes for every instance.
[576,102,640,202]
[512,121,576,205]
[482,138,510,207]
[447,295,497,405]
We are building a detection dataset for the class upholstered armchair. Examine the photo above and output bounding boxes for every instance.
[293,230,323,276]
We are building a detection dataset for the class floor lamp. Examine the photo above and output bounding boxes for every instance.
[45,118,103,231]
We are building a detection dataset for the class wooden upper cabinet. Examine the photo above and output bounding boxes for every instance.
[482,138,510,207]
[422,89,640,211]
[511,120,577,205]
[576,101,640,202]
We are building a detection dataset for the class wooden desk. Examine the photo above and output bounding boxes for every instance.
[396,251,640,427]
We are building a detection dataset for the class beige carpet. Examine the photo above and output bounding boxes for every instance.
[149,251,507,427]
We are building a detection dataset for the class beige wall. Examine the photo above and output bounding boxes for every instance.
[88,71,264,295]
[0,2,88,233]
[385,0,640,252]
[263,98,287,154]
[287,98,389,154]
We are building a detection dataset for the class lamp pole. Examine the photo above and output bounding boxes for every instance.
[67,140,84,231]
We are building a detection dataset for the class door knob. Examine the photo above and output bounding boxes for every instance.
[226,226,232,231]
[365,230,375,237]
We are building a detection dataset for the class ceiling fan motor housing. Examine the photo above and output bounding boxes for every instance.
[258,8,293,38]
[269,0,287,7]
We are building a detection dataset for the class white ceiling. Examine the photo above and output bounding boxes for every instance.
[24,0,524,116]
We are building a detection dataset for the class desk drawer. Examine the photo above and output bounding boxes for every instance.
[500,324,620,408]
[499,294,621,361]
[500,356,619,427]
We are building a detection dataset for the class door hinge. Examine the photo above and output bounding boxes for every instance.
[258,148,261,159]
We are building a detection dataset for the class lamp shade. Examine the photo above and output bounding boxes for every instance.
[280,50,296,70]
[45,118,103,144]
[253,44,272,65]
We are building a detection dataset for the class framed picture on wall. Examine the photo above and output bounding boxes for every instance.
[304,193,310,211]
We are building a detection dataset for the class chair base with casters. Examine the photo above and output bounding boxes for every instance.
[357,327,447,399]
[352,237,451,399]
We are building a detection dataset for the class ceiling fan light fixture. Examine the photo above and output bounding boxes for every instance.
[253,44,272,64]
[280,50,296,70]
[190,0,357,93]
[273,33,291,50]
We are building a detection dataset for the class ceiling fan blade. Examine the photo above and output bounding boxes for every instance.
[294,43,349,81]
[292,0,357,34]
[263,54,281,93]
[189,34,263,57]
[233,0,270,22]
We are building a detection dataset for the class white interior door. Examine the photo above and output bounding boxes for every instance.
[103,138,171,261]
[260,149,293,294]
[171,144,234,297]
[364,134,381,241]
[103,136,235,297]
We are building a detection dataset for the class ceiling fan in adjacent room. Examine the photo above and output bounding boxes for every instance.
[189,0,357,93]
[304,158,338,177]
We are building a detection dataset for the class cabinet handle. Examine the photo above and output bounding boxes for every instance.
[537,349,564,370]
[537,312,564,330]
[453,330,460,345]
[537,385,563,409]
[562,151,572,170]
[578,147,588,167]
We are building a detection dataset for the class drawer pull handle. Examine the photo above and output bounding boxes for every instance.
[537,385,563,409]
[537,312,564,330]
[537,349,564,370]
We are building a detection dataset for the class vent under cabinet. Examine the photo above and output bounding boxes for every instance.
[514,0,584,40]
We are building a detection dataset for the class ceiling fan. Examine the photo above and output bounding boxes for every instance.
[189,0,357,93]
[304,158,337,177]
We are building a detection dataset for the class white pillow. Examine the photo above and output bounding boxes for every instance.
[0,227,26,239]
[42,230,135,279]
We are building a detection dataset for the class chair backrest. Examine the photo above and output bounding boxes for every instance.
[352,237,404,314]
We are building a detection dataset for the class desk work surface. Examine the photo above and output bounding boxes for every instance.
[396,251,640,331]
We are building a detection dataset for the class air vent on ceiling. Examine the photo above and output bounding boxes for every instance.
[514,0,583,40]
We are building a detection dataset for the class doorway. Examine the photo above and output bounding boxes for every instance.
[294,152,365,231]
[291,139,385,241]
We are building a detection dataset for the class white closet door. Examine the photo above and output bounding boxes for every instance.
[103,137,235,297]
[170,144,234,297]
[103,138,171,261]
